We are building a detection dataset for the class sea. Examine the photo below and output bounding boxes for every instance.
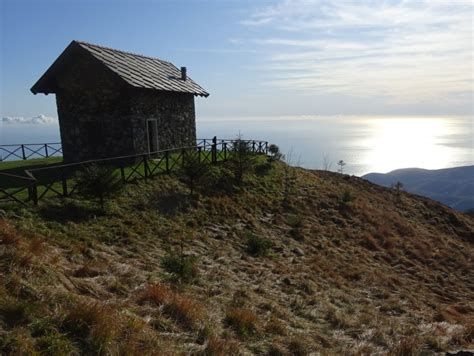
[1,116,472,176]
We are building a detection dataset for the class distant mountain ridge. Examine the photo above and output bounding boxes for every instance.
[363,165,474,212]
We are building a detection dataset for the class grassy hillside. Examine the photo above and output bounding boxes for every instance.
[1,158,473,355]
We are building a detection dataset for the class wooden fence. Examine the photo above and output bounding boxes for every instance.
[0,143,62,161]
[0,138,268,206]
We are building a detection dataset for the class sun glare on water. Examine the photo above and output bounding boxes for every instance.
[360,117,455,173]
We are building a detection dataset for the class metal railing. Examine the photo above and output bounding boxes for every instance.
[0,143,62,161]
[0,138,268,206]
[0,139,268,162]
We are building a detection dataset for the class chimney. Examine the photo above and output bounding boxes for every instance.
[181,66,187,81]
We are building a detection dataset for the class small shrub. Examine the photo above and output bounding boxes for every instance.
[225,308,258,337]
[75,164,123,210]
[288,339,308,356]
[203,165,235,195]
[281,153,299,207]
[161,248,199,283]
[179,152,210,195]
[268,344,286,356]
[36,331,79,355]
[340,190,355,206]
[0,298,30,327]
[268,144,282,162]
[286,214,304,228]
[229,135,256,185]
[245,232,272,257]
[392,181,404,198]
[255,161,272,176]
[337,160,346,174]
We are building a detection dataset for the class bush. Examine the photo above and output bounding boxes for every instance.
[179,152,210,195]
[229,136,256,185]
[268,144,282,161]
[224,308,258,337]
[340,190,355,206]
[246,232,272,257]
[161,248,199,283]
[0,298,30,328]
[75,164,123,210]
[286,214,304,228]
[203,165,235,195]
[255,161,272,176]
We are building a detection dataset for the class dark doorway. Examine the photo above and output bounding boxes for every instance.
[147,119,158,153]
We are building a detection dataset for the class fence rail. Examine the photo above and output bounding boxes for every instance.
[0,143,62,161]
[0,138,268,206]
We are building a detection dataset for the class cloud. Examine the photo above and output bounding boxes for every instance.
[2,114,57,125]
[240,0,473,108]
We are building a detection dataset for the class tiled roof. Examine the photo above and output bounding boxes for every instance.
[31,40,209,97]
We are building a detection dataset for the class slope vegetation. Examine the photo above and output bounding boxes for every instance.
[1,160,473,354]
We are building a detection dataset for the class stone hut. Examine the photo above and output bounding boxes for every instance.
[31,40,209,162]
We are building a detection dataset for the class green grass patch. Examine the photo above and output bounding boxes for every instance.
[0,157,63,172]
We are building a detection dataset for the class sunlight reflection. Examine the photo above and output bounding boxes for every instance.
[360,117,454,173]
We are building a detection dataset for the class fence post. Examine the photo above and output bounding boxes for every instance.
[182,148,186,167]
[21,145,26,160]
[29,182,38,205]
[265,141,268,155]
[44,144,49,158]
[197,147,201,163]
[120,161,125,182]
[165,151,169,172]
[143,155,149,179]
[223,142,227,161]
[211,136,217,164]
[61,168,68,197]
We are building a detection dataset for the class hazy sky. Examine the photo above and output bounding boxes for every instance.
[1,0,472,121]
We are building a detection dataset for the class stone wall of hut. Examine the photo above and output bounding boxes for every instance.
[54,49,196,162]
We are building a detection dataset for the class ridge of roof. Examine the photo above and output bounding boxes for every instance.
[74,40,173,65]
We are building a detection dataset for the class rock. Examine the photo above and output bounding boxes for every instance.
[445,351,474,356]
[282,277,292,286]
[292,247,304,256]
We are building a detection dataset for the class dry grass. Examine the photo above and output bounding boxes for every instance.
[0,220,20,246]
[202,336,240,355]
[164,293,204,330]
[1,162,473,354]
[62,302,119,351]
[225,308,259,337]
[138,283,204,330]
[138,283,174,306]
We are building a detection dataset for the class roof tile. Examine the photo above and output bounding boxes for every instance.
[76,41,209,97]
